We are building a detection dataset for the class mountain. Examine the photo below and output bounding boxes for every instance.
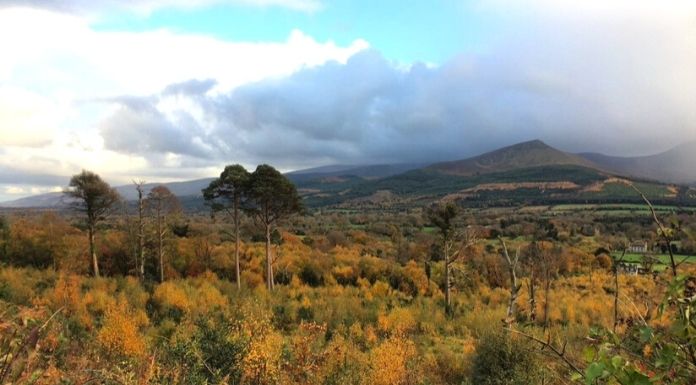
[579,141,696,184]
[428,140,597,176]
[0,163,424,209]
[4,140,695,210]
[297,140,696,208]
[286,163,426,183]
[115,178,215,200]
[0,192,66,209]
[0,178,216,209]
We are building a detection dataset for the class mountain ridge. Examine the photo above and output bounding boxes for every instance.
[428,140,598,176]
[578,141,696,184]
[3,139,695,209]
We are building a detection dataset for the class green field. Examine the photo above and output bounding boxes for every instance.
[552,203,696,212]
[611,252,696,267]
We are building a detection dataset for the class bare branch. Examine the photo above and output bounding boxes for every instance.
[629,183,677,276]
[506,328,585,379]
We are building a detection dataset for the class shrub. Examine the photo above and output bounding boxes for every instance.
[163,314,247,385]
[470,332,543,385]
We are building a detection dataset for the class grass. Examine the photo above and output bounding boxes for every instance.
[611,252,696,266]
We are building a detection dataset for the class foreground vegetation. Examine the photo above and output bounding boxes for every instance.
[1,167,695,384]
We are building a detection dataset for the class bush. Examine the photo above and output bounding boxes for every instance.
[163,314,247,385]
[470,332,543,385]
[299,262,324,287]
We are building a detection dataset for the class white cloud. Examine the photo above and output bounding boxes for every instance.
[4,186,27,195]
[2,0,696,192]
[0,7,368,183]
[0,86,66,146]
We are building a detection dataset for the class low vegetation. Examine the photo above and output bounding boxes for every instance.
[1,166,695,384]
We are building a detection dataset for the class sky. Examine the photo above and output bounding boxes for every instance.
[0,0,695,202]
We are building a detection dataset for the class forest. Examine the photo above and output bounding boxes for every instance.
[1,164,695,385]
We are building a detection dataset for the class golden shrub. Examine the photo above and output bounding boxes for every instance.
[153,281,191,314]
[96,301,148,358]
[377,307,417,335]
[368,334,418,385]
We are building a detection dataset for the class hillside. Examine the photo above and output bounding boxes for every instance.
[428,140,596,176]
[4,140,695,210]
[580,141,696,184]
[286,162,426,183]
[296,141,695,208]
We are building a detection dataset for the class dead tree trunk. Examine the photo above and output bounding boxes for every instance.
[266,223,273,290]
[543,277,551,332]
[528,270,537,322]
[500,238,521,324]
[444,242,451,314]
[614,249,626,332]
[135,182,146,280]
[234,195,241,290]
[88,224,99,277]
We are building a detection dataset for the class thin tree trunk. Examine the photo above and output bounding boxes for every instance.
[235,196,241,290]
[266,223,272,290]
[89,224,99,277]
[500,239,520,323]
[613,263,620,332]
[613,249,626,332]
[49,221,56,270]
[158,205,164,283]
[138,189,145,279]
[444,239,451,314]
[528,272,537,322]
[543,277,551,331]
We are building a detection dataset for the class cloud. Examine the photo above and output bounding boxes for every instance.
[0,0,322,15]
[163,79,218,97]
[0,7,368,186]
[0,86,63,147]
[3,0,696,190]
[96,11,696,169]
[0,165,68,185]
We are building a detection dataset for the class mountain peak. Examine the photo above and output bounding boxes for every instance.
[515,139,550,148]
[428,139,593,176]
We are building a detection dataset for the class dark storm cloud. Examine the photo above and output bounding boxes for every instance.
[100,101,216,159]
[93,51,598,168]
[97,7,696,170]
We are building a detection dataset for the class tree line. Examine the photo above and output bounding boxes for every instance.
[65,164,302,290]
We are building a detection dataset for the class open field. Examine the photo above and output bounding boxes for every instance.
[612,251,696,267]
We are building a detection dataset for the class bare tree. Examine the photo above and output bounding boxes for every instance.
[426,202,479,314]
[499,237,521,325]
[614,249,626,332]
[523,241,561,330]
[146,185,181,282]
[65,170,120,277]
[629,183,690,277]
[134,180,146,280]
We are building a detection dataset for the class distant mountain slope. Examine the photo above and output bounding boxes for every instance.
[115,178,215,200]
[4,140,695,209]
[0,162,423,208]
[297,140,696,208]
[287,163,426,183]
[429,140,596,176]
[580,141,696,184]
[0,192,66,209]
[0,178,215,209]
